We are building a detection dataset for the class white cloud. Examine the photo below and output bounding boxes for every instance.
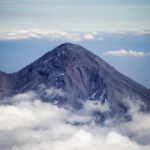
[117,98,150,145]
[45,87,65,98]
[103,49,150,57]
[83,33,95,40]
[133,30,150,36]
[0,92,150,150]
[0,29,103,41]
[1,29,150,42]
[0,29,81,41]
[83,100,110,113]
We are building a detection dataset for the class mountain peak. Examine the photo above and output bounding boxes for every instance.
[57,42,83,49]
[37,43,95,71]
[0,43,150,113]
[40,43,81,60]
[50,42,92,56]
[58,42,78,47]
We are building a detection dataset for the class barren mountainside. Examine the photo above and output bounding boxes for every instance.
[0,43,150,120]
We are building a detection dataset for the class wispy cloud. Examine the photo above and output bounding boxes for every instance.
[0,29,103,41]
[1,29,150,42]
[103,49,150,57]
[83,33,95,40]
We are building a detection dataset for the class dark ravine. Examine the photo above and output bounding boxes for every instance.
[0,43,150,121]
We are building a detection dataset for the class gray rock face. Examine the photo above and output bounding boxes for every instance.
[0,43,150,117]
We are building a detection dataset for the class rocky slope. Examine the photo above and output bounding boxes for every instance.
[0,43,150,120]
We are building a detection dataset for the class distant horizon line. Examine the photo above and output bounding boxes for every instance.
[0,28,150,41]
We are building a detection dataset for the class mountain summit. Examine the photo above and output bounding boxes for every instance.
[0,43,150,119]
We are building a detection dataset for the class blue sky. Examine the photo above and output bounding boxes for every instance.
[0,0,150,88]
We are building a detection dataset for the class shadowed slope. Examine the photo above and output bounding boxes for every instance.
[0,43,150,114]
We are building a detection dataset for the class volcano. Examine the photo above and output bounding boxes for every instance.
[0,43,150,120]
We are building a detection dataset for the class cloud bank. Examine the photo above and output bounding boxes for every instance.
[0,29,102,41]
[103,49,150,57]
[0,91,150,150]
[1,29,150,42]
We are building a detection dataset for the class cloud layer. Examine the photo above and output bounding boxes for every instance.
[0,29,102,41]
[103,49,150,57]
[0,91,150,150]
[0,29,150,43]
